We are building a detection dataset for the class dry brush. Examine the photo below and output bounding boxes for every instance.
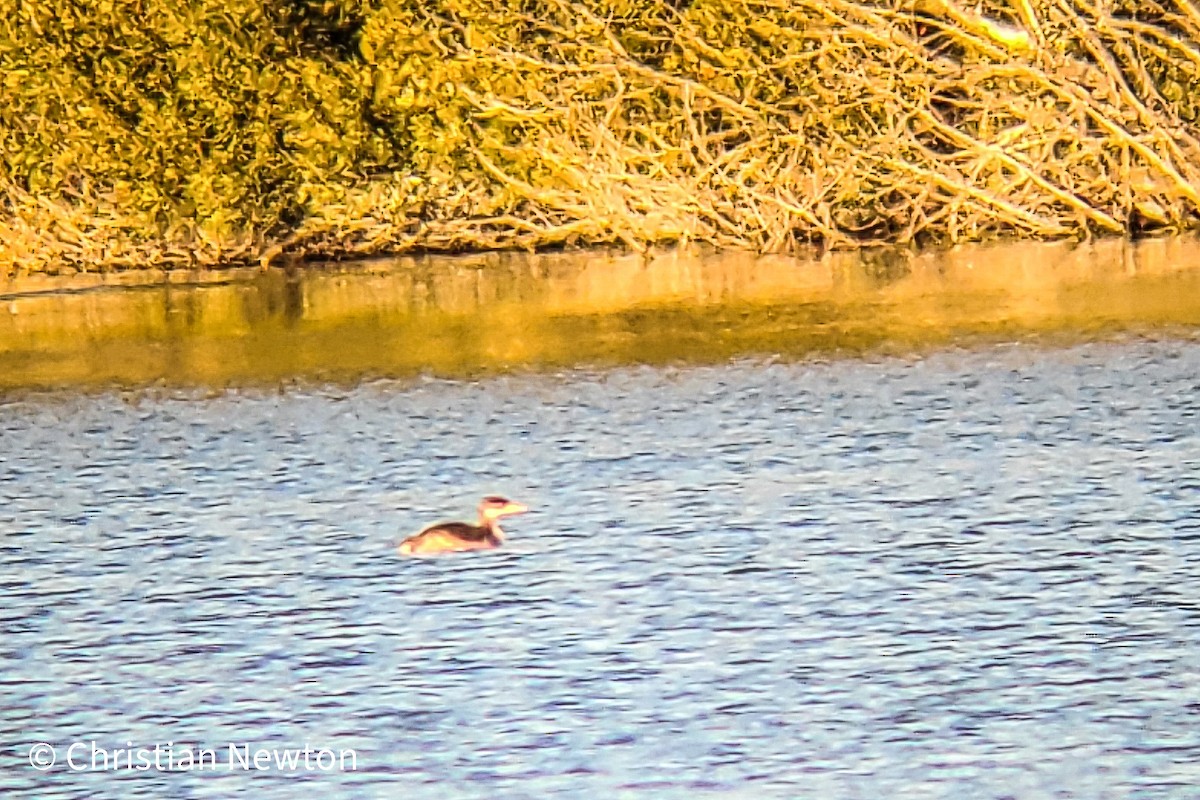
[2,0,1199,272]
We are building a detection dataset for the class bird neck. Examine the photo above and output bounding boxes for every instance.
[477,512,504,539]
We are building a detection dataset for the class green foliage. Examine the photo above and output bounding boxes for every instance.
[0,0,385,237]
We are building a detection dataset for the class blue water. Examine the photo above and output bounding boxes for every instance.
[2,337,1199,798]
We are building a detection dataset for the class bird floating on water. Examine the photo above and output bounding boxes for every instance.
[397,496,529,556]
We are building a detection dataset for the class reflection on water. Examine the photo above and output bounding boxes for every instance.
[2,237,1200,388]
[2,339,1199,798]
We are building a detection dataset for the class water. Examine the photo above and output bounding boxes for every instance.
[4,237,1200,389]
[3,336,1199,798]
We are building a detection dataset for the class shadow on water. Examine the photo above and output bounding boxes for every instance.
[2,237,1200,389]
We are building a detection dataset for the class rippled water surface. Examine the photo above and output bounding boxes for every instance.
[3,336,1199,798]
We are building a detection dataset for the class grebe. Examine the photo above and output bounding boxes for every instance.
[397,496,529,556]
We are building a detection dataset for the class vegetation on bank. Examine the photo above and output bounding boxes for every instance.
[2,0,1199,272]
